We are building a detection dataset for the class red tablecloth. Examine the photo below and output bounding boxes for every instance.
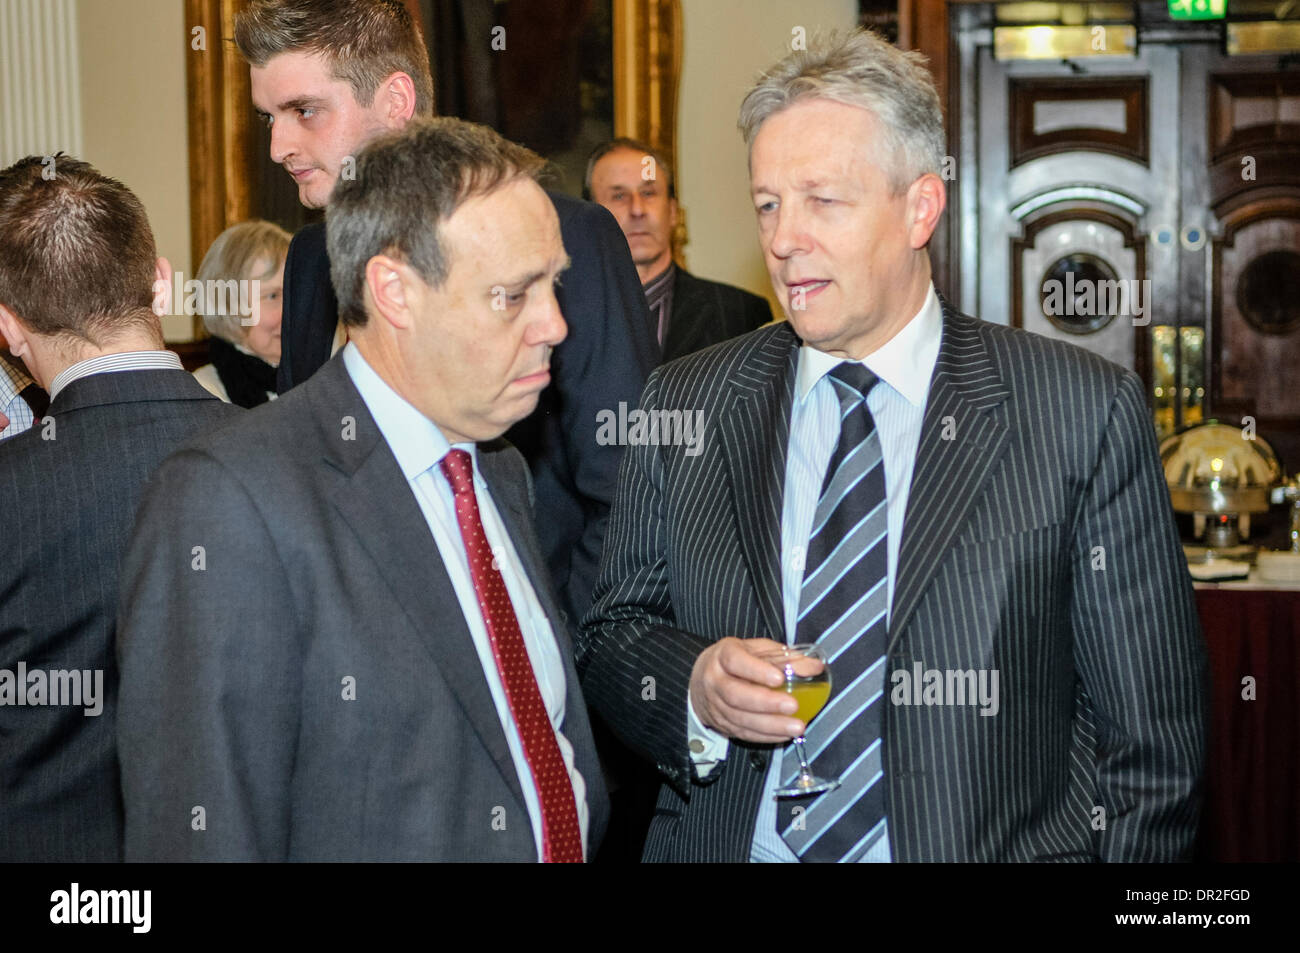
[1194,586,1300,862]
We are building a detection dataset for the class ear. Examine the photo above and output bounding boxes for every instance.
[668,196,679,229]
[906,173,947,250]
[378,71,418,126]
[363,254,417,331]
[0,303,30,359]
[151,256,173,316]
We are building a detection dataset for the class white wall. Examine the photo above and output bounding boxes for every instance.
[677,0,858,312]
[78,0,191,341]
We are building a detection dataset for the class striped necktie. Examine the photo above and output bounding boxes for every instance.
[778,361,889,862]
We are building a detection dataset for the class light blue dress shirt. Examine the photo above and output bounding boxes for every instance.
[342,343,589,860]
[685,285,943,862]
[0,352,35,441]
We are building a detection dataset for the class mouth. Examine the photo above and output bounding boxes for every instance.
[286,167,315,182]
[785,279,831,304]
[513,366,551,389]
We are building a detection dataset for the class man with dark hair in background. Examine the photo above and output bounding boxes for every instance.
[0,154,240,861]
[586,137,772,362]
[117,118,608,862]
[235,0,657,630]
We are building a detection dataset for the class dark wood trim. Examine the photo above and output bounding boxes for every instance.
[613,0,683,264]
[900,0,980,303]
[1208,71,1300,162]
[1010,205,1150,389]
[1209,193,1300,431]
[1208,72,1300,209]
[1009,76,1149,168]
[185,0,257,339]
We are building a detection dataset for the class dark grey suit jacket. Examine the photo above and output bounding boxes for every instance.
[579,305,1207,862]
[117,354,609,861]
[0,369,240,861]
[661,268,772,364]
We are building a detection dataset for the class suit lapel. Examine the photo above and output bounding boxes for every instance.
[718,324,800,641]
[888,304,1012,650]
[310,359,527,812]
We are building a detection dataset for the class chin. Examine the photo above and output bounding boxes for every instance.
[787,311,835,341]
[502,393,542,428]
[297,183,329,210]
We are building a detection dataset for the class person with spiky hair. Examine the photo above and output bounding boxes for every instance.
[0,154,240,862]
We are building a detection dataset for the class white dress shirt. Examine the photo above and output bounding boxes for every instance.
[686,284,943,862]
[342,343,589,860]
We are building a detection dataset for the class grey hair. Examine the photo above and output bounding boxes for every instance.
[195,220,290,343]
[326,116,546,328]
[737,29,945,193]
[583,136,675,200]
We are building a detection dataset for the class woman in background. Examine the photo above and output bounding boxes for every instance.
[192,220,290,407]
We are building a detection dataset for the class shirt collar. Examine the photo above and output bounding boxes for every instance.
[795,282,942,408]
[49,349,182,401]
[643,260,676,296]
[341,342,476,483]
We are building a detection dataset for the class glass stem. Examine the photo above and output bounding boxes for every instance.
[793,736,813,781]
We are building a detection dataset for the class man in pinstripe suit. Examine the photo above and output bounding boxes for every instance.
[0,155,241,861]
[578,30,1206,862]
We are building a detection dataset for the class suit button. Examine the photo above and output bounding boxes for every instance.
[749,752,767,771]
[558,611,569,624]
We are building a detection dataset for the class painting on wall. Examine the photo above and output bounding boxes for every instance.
[859,0,898,43]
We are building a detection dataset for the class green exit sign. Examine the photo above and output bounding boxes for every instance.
[1168,0,1226,19]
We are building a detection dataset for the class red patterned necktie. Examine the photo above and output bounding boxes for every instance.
[439,449,583,863]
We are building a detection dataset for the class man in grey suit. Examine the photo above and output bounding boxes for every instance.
[117,117,608,861]
[0,155,241,861]
[579,30,1206,862]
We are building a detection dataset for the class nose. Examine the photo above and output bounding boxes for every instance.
[767,203,808,260]
[263,299,284,333]
[629,192,646,218]
[269,119,294,166]
[529,287,568,351]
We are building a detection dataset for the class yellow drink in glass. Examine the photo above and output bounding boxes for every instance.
[786,675,831,726]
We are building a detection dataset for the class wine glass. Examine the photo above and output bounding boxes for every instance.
[759,642,839,798]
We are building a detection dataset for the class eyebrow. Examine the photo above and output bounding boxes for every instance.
[501,255,572,290]
[751,178,832,196]
[256,96,329,116]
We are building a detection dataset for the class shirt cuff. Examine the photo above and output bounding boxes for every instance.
[686,687,729,779]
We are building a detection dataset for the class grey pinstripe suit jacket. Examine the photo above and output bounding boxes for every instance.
[0,369,240,861]
[578,303,1207,862]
